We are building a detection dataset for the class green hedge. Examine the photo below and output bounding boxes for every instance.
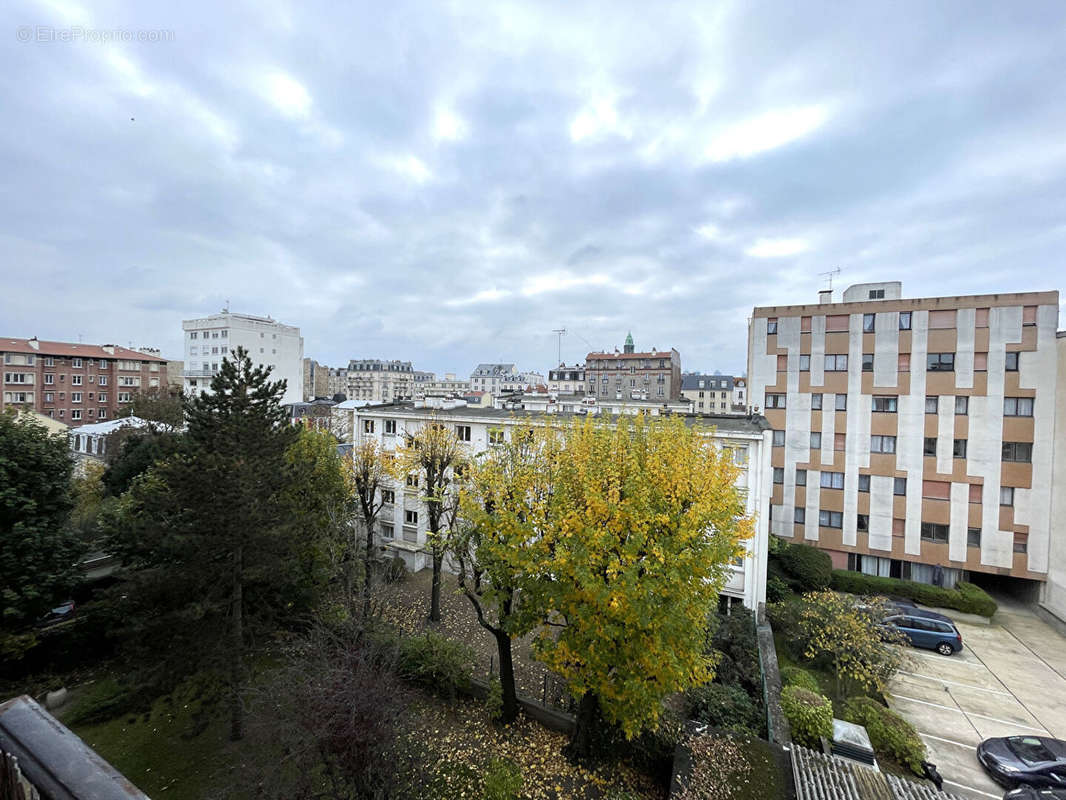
[775,542,833,592]
[780,666,821,694]
[395,630,474,699]
[844,697,925,775]
[829,570,997,617]
[685,683,763,735]
[780,686,832,747]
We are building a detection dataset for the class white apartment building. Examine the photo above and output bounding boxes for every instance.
[417,373,472,397]
[682,374,740,415]
[182,311,304,405]
[346,359,415,403]
[469,363,518,395]
[548,364,585,394]
[749,281,1059,594]
[340,400,773,610]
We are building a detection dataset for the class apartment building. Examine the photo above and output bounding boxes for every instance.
[733,377,747,411]
[183,311,303,405]
[341,400,773,609]
[1046,332,1066,623]
[1,337,168,427]
[682,374,740,414]
[417,373,472,397]
[327,367,349,399]
[346,359,415,403]
[548,364,586,394]
[585,333,682,402]
[469,363,518,395]
[748,281,1059,592]
[302,358,329,401]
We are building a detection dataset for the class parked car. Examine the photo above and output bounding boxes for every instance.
[978,736,1066,789]
[882,613,962,655]
[1005,787,1066,800]
[885,600,954,624]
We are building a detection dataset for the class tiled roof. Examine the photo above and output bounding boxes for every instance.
[0,337,166,362]
[586,350,673,360]
[791,746,966,800]
[682,374,735,390]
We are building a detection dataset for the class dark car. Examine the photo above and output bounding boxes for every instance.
[1005,786,1066,800]
[978,736,1066,789]
[883,613,962,655]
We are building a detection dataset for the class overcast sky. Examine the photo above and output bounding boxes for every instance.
[3,1,1064,377]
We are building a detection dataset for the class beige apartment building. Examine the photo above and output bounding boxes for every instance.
[585,333,682,402]
[748,281,1058,592]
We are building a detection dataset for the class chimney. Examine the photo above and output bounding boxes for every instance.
[28,337,39,350]
[818,289,833,304]
[102,345,115,354]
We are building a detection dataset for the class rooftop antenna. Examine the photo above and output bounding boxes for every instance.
[820,267,842,291]
[552,327,567,364]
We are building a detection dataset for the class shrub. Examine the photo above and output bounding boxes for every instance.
[482,758,523,800]
[396,630,473,698]
[686,683,762,735]
[709,607,760,699]
[829,570,996,617]
[766,574,790,603]
[776,543,832,591]
[780,666,821,694]
[780,686,832,747]
[384,555,408,584]
[844,697,925,775]
[485,677,503,721]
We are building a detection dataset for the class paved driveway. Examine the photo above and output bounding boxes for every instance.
[885,604,1066,800]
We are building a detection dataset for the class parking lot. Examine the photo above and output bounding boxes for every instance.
[884,601,1066,799]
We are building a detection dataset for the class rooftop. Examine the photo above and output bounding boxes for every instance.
[682,373,735,390]
[0,338,167,362]
[586,349,676,360]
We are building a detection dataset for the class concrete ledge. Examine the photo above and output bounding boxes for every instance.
[466,676,575,735]
[1035,603,1066,639]
[917,606,991,626]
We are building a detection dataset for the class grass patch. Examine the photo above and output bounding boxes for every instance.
[673,732,788,800]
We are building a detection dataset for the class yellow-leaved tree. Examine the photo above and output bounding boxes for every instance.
[345,439,398,617]
[535,414,753,759]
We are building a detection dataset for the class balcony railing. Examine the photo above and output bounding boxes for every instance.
[183,368,216,377]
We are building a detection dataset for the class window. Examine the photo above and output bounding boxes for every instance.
[863,313,876,332]
[381,489,395,505]
[826,315,849,332]
[795,507,806,524]
[811,393,822,410]
[98,375,107,386]
[456,425,471,442]
[98,409,107,419]
[869,289,885,300]
[776,355,787,371]
[796,469,807,486]
[835,393,847,411]
[1004,397,1034,417]
[98,392,107,402]
[968,528,981,548]
[384,419,396,434]
[820,471,845,489]
[772,430,785,446]
[923,480,950,500]
[873,396,897,413]
[773,467,784,484]
[1014,533,1028,554]
[44,357,54,366]
[44,373,54,385]
[819,510,843,528]
[898,353,910,372]
[924,437,937,456]
[925,396,938,413]
[834,433,846,451]
[44,392,54,402]
[404,510,418,525]
[801,316,812,332]
[799,354,810,371]
[894,477,907,496]
[857,514,869,532]
[72,358,82,368]
[71,392,82,403]
[810,432,822,449]
[489,428,505,445]
[118,392,131,402]
[380,524,394,540]
[767,318,778,335]
[71,375,83,386]
[862,353,874,372]
[1002,442,1032,463]
[927,352,955,372]
[58,410,64,418]
[858,475,870,492]
[953,439,967,459]
[955,396,969,415]
[363,420,375,433]
[1022,305,1037,325]
[899,311,912,330]
[1000,486,1014,506]
[1005,352,1019,371]
[190,332,198,339]
[3,373,31,384]
[70,410,82,421]
[920,522,949,543]
[765,393,786,409]
[825,354,848,371]
[406,474,419,488]
[974,352,987,371]
[89,375,96,384]
[929,310,957,329]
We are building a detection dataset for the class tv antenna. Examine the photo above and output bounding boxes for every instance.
[552,327,567,364]
[820,267,842,290]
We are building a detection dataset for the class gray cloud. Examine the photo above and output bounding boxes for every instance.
[2,0,1064,378]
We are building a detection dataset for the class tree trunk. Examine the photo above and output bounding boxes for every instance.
[229,541,244,742]
[494,629,518,723]
[429,550,443,623]
[362,519,374,619]
[565,690,601,762]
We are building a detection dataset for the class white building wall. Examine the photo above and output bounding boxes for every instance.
[901,310,929,556]
[1043,333,1066,622]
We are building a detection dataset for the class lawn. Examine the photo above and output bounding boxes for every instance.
[672,732,790,800]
